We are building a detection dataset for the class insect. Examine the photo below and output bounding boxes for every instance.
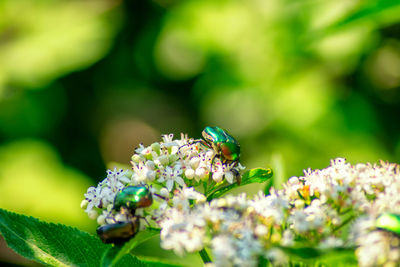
[97,185,153,244]
[97,218,140,244]
[201,126,241,165]
[177,126,241,183]
[201,127,241,183]
[376,212,400,236]
[113,185,153,213]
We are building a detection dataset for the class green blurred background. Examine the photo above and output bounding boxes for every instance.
[1,0,400,265]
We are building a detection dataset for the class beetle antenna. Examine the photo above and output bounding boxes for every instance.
[135,215,151,226]
[153,193,168,201]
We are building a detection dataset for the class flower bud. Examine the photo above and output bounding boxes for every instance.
[213,172,223,183]
[160,188,169,198]
[147,170,156,181]
[97,214,106,225]
[185,169,195,179]
[80,199,88,209]
[151,142,161,153]
[146,160,155,170]
[190,157,200,169]
[88,210,98,220]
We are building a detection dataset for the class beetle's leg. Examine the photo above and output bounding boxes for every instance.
[232,167,241,185]
[142,216,151,227]
[119,206,137,220]
[134,214,151,227]
[209,153,216,177]
[105,210,117,224]
[178,139,204,156]
[177,143,190,155]
[153,193,168,201]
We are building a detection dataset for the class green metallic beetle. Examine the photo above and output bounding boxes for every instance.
[97,185,153,244]
[97,218,140,244]
[376,212,400,236]
[201,126,240,164]
[113,185,153,213]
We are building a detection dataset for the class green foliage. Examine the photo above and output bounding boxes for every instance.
[0,208,108,266]
[207,168,273,200]
[0,0,121,91]
[330,0,400,29]
[101,228,160,267]
[0,208,169,267]
[1,0,400,265]
[279,246,358,266]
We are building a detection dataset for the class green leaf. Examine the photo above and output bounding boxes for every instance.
[263,179,273,195]
[241,168,273,186]
[333,0,400,28]
[280,246,322,259]
[279,246,357,266]
[113,254,180,267]
[207,168,273,200]
[0,208,158,267]
[0,208,108,266]
[112,254,148,267]
[324,0,400,32]
[101,228,160,267]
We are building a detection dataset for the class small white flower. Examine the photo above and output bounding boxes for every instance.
[195,167,208,181]
[84,186,102,213]
[131,161,151,184]
[224,171,234,184]
[158,166,185,191]
[319,237,344,249]
[212,235,236,267]
[88,210,98,220]
[185,168,195,179]
[212,171,224,183]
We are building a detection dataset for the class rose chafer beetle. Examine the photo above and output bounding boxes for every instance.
[200,126,241,184]
[113,185,153,213]
[97,218,140,244]
[376,212,400,236]
[201,126,241,164]
[97,185,153,244]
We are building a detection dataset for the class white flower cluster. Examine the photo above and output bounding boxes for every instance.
[80,168,131,224]
[285,158,400,266]
[159,191,263,266]
[132,133,243,190]
[351,217,400,267]
[81,135,400,267]
[81,133,244,226]
[159,158,400,267]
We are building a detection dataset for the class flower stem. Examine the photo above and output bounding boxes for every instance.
[332,215,355,233]
[199,248,212,263]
